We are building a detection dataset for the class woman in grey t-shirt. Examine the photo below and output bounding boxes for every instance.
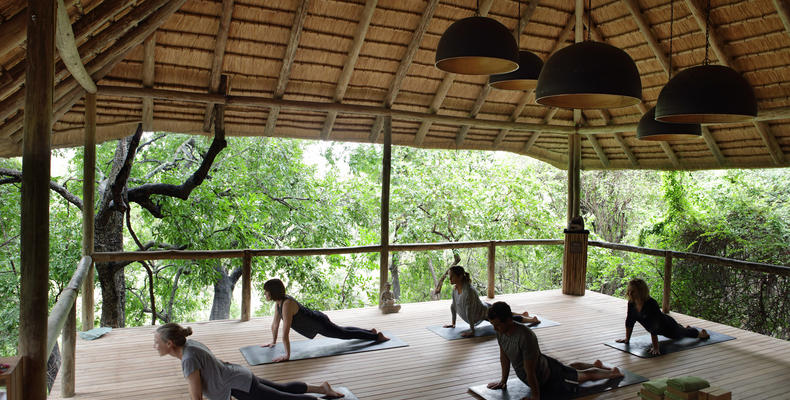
[154,323,343,399]
[440,266,539,337]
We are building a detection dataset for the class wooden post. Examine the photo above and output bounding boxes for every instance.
[562,229,588,295]
[82,92,96,331]
[379,116,392,299]
[663,251,672,313]
[241,251,251,321]
[487,242,495,298]
[61,302,76,397]
[19,1,55,399]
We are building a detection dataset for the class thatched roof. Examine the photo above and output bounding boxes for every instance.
[1,0,789,170]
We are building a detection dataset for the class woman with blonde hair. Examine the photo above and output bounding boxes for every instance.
[154,323,343,399]
[439,265,539,337]
[616,278,709,355]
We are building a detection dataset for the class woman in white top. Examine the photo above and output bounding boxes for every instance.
[441,266,539,337]
[153,323,343,400]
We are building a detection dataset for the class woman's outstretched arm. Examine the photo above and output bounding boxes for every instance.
[186,370,203,400]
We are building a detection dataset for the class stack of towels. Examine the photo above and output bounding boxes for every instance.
[665,376,710,399]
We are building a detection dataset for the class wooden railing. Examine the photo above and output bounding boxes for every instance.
[46,255,92,397]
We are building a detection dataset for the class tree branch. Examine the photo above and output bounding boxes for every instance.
[0,168,83,209]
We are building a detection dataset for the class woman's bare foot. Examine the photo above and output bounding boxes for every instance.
[376,331,390,342]
[320,382,344,398]
[610,367,623,379]
[371,328,378,335]
[593,359,604,369]
[698,328,710,340]
[460,330,474,338]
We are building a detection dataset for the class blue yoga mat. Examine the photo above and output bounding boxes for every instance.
[240,331,407,365]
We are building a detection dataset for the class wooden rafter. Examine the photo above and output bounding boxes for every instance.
[701,126,728,167]
[774,0,790,35]
[455,85,491,147]
[585,134,610,168]
[753,121,786,164]
[265,0,310,137]
[369,0,439,143]
[56,0,96,93]
[201,0,235,132]
[141,34,156,131]
[660,142,681,168]
[612,132,639,166]
[494,91,533,148]
[412,0,494,146]
[321,0,377,141]
[623,0,671,75]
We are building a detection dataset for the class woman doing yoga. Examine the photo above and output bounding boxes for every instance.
[262,278,389,362]
[440,266,539,338]
[617,278,709,355]
[153,323,343,400]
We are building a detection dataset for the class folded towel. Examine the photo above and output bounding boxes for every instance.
[667,376,709,392]
[643,378,670,395]
[639,388,665,400]
[78,326,112,341]
[665,391,686,400]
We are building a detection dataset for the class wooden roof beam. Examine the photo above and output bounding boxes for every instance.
[141,34,156,131]
[321,0,377,141]
[201,0,235,132]
[622,0,671,75]
[701,126,728,167]
[684,0,733,67]
[522,108,558,153]
[455,85,491,147]
[774,0,790,35]
[613,132,639,166]
[265,0,310,137]
[369,0,439,143]
[585,134,610,168]
[660,142,681,168]
[753,121,786,164]
[494,91,533,148]
[412,0,494,146]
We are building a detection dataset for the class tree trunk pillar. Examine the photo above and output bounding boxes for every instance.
[379,116,391,301]
[61,302,76,397]
[241,251,251,322]
[663,251,672,313]
[487,242,495,299]
[19,1,55,399]
[82,92,96,331]
[562,229,588,295]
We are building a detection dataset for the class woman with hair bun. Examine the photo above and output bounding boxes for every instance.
[153,323,343,399]
[439,265,539,337]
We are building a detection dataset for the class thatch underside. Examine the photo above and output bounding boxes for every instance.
[1,0,790,170]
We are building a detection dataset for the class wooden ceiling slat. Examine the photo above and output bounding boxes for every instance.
[201,0,234,132]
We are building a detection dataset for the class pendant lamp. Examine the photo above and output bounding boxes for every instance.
[637,0,701,141]
[488,0,543,90]
[435,15,519,75]
[654,0,756,123]
[637,106,701,140]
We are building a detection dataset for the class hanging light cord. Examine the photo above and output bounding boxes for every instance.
[587,0,592,41]
[517,0,521,48]
[668,0,673,79]
[704,0,711,65]
[475,0,480,16]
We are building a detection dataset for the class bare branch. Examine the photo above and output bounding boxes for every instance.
[0,168,83,209]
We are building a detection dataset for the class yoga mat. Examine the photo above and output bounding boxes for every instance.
[468,367,647,400]
[308,386,358,400]
[427,317,560,340]
[240,331,407,365]
[603,330,735,358]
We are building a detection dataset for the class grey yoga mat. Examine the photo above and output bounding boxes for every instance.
[468,367,647,400]
[603,329,735,358]
[308,386,358,400]
[427,317,560,340]
[240,331,407,365]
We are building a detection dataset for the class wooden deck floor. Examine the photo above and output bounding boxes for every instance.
[49,290,790,399]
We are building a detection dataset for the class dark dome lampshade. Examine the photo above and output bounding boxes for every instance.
[488,50,544,90]
[654,65,757,124]
[637,106,701,141]
[435,16,519,75]
[535,41,642,109]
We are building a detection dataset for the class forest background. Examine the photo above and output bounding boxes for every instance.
[1,133,788,362]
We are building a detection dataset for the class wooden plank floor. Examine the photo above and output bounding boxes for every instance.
[49,290,790,399]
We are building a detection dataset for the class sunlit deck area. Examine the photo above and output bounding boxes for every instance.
[49,290,790,399]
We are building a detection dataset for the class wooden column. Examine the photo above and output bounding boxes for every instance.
[562,229,588,295]
[663,251,672,313]
[81,92,96,331]
[567,133,581,225]
[379,116,391,298]
[61,302,76,397]
[241,251,251,321]
[19,1,55,399]
[487,242,495,298]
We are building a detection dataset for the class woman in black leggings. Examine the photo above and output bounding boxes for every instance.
[262,279,389,362]
[616,278,709,355]
[154,323,343,399]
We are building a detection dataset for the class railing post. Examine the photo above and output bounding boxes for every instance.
[81,92,96,331]
[241,251,251,322]
[663,251,672,313]
[61,302,76,397]
[487,242,495,298]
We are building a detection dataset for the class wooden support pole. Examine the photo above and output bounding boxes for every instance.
[663,251,672,313]
[380,116,392,298]
[19,1,55,399]
[487,242,495,299]
[567,133,581,225]
[562,230,588,296]
[82,92,96,331]
[61,302,76,397]
[241,251,251,322]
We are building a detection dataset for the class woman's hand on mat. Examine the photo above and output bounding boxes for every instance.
[487,381,507,390]
[443,324,455,328]
[615,338,629,343]
[273,354,290,362]
[261,342,276,348]
[649,346,661,355]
